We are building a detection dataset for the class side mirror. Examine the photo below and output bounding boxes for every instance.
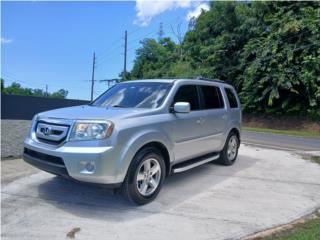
[173,102,191,113]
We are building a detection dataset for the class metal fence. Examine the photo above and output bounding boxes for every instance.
[1,94,90,120]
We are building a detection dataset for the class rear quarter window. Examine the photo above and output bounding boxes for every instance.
[225,88,238,108]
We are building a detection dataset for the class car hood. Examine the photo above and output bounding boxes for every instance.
[37,105,151,121]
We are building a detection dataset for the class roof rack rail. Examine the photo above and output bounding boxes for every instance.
[195,77,226,83]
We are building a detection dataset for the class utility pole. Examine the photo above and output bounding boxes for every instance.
[123,30,127,80]
[45,84,48,97]
[90,52,96,101]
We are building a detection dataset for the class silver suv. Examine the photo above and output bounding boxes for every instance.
[24,78,241,205]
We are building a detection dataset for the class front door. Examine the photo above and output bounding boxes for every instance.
[171,85,208,163]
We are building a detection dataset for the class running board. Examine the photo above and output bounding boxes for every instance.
[172,153,220,173]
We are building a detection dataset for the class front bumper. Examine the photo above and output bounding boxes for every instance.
[23,149,69,177]
[23,137,123,187]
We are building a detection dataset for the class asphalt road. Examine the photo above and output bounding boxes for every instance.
[242,131,320,151]
[2,145,320,240]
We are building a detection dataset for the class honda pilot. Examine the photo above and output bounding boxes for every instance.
[23,78,241,205]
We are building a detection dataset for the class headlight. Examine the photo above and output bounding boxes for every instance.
[69,121,114,141]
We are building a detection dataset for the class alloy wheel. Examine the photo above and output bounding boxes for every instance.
[227,135,238,161]
[136,158,161,196]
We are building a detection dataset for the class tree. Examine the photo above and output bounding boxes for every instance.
[1,79,69,99]
[131,38,179,79]
[50,89,68,99]
[238,2,320,118]
[129,1,320,119]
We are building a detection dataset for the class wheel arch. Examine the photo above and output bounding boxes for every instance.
[135,141,171,176]
[115,130,174,183]
[229,127,241,143]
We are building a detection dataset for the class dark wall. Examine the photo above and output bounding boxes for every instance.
[1,94,90,120]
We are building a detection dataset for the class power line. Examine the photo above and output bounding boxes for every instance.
[2,75,90,89]
[127,25,146,36]
[95,45,123,68]
[96,43,122,63]
[2,70,93,94]
[2,77,87,90]
[94,13,186,69]
[1,74,45,88]
[126,15,186,46]
[67,16,320,94]
[96,29,157,67]
[95,30,158,69]
[127,29,157,45]
[2,71,92,85]
[95,35,123,59]
[2,72,21,80]
[126,13,184,39]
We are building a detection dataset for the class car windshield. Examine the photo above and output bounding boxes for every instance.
[91,81,172,109]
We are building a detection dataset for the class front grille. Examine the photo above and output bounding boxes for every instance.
[24,148,65,166]
[35,121,70,145]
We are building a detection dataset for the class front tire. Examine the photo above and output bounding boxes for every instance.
[121,147,166,205]
[218,132,239,166]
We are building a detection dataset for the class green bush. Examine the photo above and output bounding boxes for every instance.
[130,2,320,119]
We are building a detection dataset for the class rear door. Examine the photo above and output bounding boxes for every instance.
[198,85,227,151]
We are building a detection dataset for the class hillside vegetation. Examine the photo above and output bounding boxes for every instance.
[130,2,320,119]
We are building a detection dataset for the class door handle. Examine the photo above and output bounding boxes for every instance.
[197,117,206,124]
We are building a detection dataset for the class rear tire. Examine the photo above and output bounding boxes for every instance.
[218,132,239,166]
[121,147,166,205]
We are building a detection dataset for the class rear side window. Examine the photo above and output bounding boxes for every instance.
[225,88,238,108]
[200,86,224,109]
[174,85,200,110]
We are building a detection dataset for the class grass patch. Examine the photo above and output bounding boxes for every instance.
[262,214,320,240]
[247,211,320,240]
[311,156,320,165]
[243,127,320,138]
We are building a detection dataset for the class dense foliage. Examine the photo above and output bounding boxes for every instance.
[1,79,68,99]
[130,2,320,119]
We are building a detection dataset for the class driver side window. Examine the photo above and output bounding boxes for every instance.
[174,85,200,111]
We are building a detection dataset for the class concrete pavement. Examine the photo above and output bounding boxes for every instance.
[2,145,320,240]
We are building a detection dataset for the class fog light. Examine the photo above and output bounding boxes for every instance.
[85,162,95,172]
[80,161,96,174]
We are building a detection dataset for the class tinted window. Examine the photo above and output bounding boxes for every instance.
[200,86,224,109]
[92,82,172,109]
[174,85,200,110]
[225,88,238,108]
